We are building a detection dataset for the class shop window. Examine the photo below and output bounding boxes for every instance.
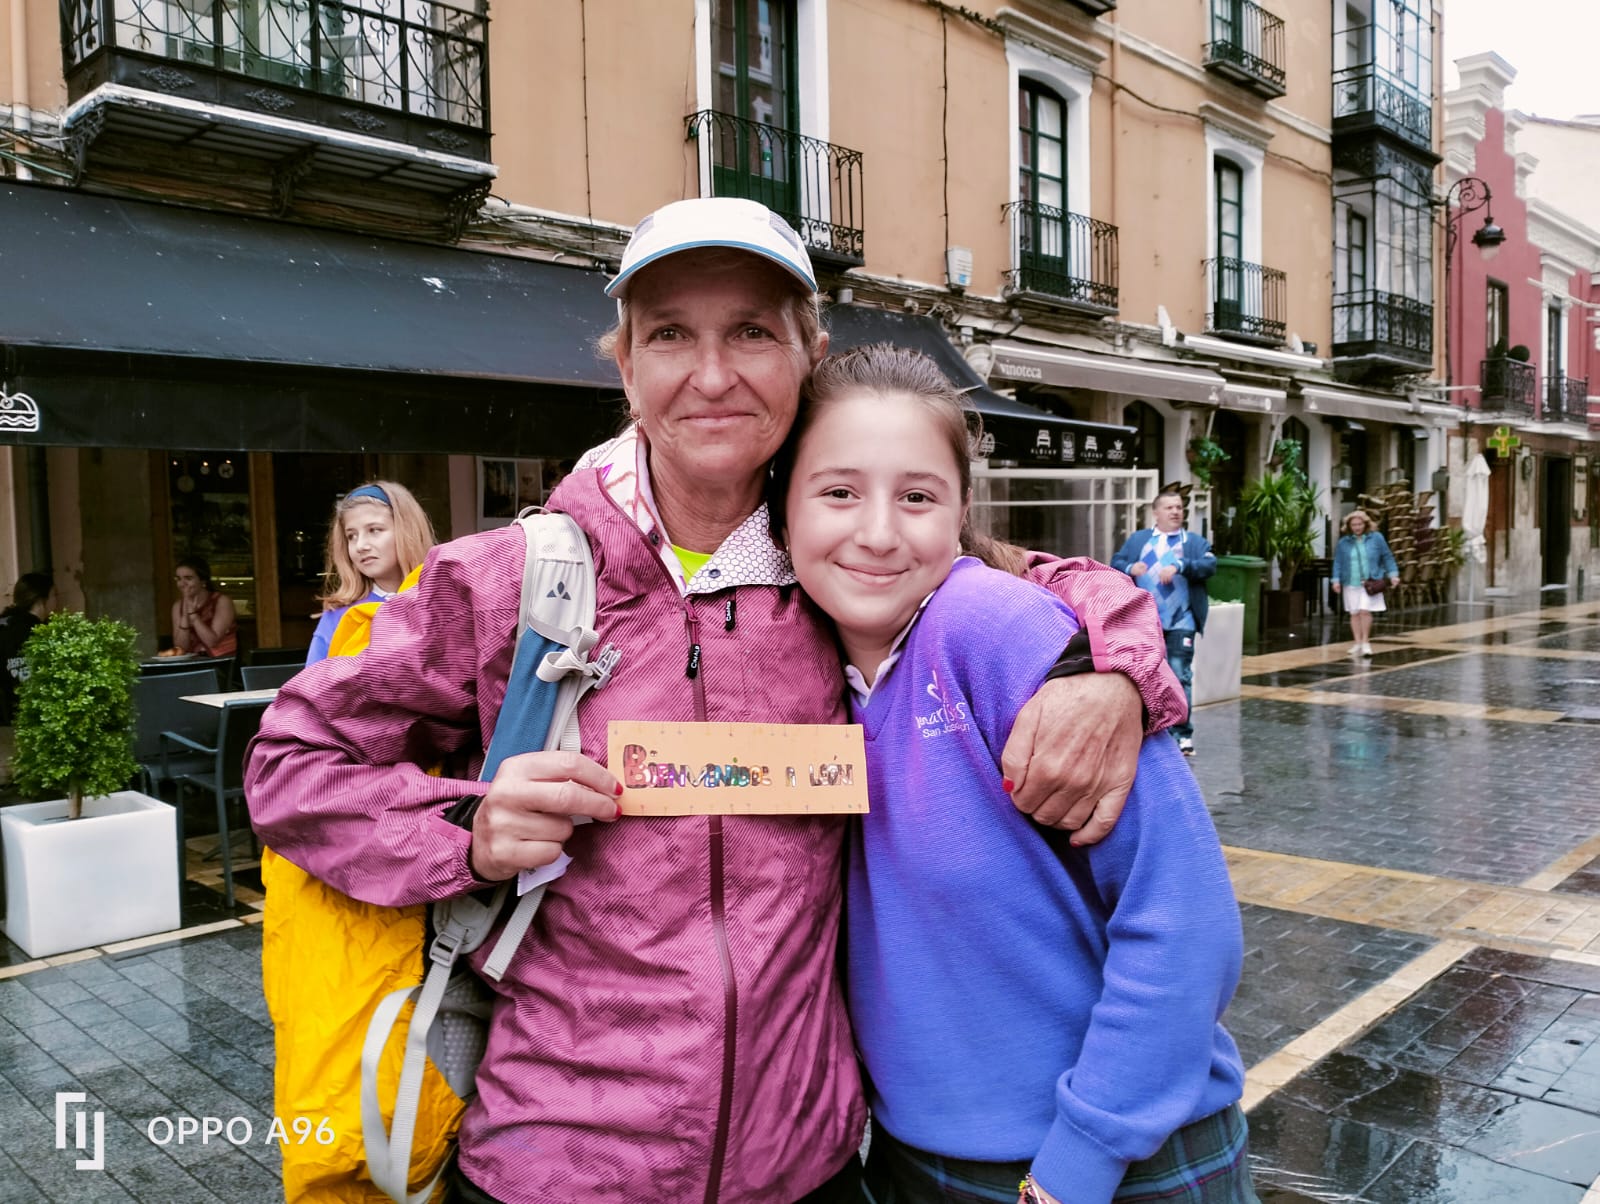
[1122,401,1166,473]
[167,452,254,644]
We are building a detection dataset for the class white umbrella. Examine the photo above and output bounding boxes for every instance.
[1461,453,1491,601]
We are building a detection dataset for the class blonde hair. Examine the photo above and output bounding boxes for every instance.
[769,343,1032,577]
[319,480,438,608]
[1342,509,1374,535]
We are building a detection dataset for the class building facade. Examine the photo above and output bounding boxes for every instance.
[1442,54,1600,596]
[0,0,1461,650]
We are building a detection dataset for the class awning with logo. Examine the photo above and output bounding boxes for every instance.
[823,308,1138,467]
[987,340,1226,407]
[0,180,627,454]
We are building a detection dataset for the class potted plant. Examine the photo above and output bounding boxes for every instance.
[1,612,181,957]
[1236,471,1323,627]
[1186,436,1229,487]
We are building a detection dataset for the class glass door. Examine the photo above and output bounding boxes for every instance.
[1018,82,1069,295]
[713,0,798,222]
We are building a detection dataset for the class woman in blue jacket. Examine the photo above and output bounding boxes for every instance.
[1332,509,1399,658]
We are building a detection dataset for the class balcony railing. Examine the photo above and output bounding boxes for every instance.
[1332,290,1433,365]
[60,0,488,153]
[1203,0,1287,99]
[1061,0,1117,13]
[685,110,864,268]
[1003,201,1119,313]
[1545,373,1590,423]
[1332,48,1432,152]
[1479,358,1536,417]
[1205,257,1286,343]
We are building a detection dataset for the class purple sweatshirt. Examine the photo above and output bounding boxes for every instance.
[846,558,1246,1203]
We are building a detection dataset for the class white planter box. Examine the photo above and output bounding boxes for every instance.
[2,791,181,958]
[1192,601,1244,707]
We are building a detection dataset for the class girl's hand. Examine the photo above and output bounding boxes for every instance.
[469,751,623,882]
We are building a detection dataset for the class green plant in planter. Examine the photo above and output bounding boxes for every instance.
[1187,436,1229,487]
[1236,471,1324,586]
[11,612,140,820]
[1507,344,1531,363]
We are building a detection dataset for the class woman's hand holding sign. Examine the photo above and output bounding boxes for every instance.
[469,750,622,882]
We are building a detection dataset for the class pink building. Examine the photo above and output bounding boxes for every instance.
[1445,54,1600,594]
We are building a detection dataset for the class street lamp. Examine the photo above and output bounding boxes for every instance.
[1438,176,1506,395]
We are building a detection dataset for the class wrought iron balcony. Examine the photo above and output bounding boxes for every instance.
[1333,55,1432,153]
[1331,290,1432,368]
[1478,358,1536,417]
[1203,0,1286,99]
[59,0,489,161]
[1060,0,1117,13]
[1544,373,1590,423]
[1205,257,1286,343]
[685,110,864,269]
[1003,202,1118,314]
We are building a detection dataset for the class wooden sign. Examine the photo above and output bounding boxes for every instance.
[608,721,869,816]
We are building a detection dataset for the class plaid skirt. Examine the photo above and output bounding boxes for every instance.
[862,1104,1257,1204]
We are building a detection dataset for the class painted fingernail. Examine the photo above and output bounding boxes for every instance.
[614,782,625,797]
[1001,777,1015,793]
[613,803,623,820]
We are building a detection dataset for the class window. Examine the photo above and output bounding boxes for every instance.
[712,1,798,211]
[1122,401,1166,473]
[1548,303,1566,377]
[1018,81,1069,283]
[1214,159,1244,325]
[1486,281,1509,353]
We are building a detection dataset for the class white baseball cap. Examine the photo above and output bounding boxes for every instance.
[606,197,818,298]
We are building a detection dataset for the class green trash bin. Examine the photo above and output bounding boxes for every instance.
[1211,555,1268,649]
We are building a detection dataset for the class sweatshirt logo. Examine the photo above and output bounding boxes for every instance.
[915,669,970,739]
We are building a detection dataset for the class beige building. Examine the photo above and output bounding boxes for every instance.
[0,0,1456,647]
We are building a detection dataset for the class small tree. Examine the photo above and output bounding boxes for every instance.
[12,613,140,820]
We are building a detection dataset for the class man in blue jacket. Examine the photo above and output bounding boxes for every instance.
[1112,490,1216,755]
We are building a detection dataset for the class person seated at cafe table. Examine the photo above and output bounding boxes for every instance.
[166,555,238,658]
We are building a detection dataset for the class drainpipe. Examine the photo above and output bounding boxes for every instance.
[10,0,32,182]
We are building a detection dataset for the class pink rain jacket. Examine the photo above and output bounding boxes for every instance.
[246,466,1183,1204]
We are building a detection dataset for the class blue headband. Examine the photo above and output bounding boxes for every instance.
[345,484,392,507]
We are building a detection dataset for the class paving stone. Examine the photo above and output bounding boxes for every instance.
[1363,1138,1586,1202]
[1247,1098,1411,1197]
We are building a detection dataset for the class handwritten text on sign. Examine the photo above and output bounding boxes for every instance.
[608,721,869,816]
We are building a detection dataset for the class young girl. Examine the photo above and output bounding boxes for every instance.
[772,345,1255,1204]
[305,481,437,665]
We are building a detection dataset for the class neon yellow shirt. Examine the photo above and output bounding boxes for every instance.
[671,544,713,582]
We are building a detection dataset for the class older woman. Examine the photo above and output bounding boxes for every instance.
[1331,509,1400,657]
[246,198,1184,1203]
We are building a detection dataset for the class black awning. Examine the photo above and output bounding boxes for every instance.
[822,306,1139,467]
[0,181,625,453]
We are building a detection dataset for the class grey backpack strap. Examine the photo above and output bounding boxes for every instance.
[481,510,618,982]
[362,510,618,1204]
[364,885,509,1204]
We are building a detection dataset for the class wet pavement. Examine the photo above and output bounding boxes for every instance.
[3,594,1600,1200]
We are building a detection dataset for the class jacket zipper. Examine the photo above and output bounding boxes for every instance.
[685,606,736,1204]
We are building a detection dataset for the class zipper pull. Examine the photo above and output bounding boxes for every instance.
[724,596,737,632]
[685,643,701,679]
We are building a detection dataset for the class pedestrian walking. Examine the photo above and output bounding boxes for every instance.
[1112,489,1216,755]
[1331,510,1399,658]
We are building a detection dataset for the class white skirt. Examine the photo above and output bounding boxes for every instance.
[1342,584,1387,613]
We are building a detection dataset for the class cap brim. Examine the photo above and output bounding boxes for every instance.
[606,239,817,298]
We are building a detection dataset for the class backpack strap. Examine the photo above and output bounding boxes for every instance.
[365,511,618,1204]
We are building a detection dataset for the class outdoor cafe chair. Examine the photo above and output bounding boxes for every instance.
[132,667,223,797]
[244,646,307,668]
[241,663,301,691]
[160,697,266,909]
